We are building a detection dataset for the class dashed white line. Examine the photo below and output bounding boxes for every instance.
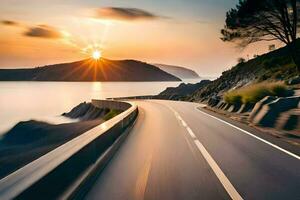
[186,127,196,139]
[194,139,243,200]
[181,120,187,127]
[195,107,300,160]
[167,105,243,200]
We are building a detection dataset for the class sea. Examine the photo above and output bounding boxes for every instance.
[0,79,205,135]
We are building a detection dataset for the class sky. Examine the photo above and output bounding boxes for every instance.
[0,0,279,76]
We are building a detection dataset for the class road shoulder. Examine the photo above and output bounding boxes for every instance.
[197,106,300,157]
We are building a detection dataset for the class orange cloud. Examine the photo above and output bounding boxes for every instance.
[23,25,62,39]
[95,7,161,21]
[1,20,19,26]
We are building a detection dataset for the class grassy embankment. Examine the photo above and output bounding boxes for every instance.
[224,82,293,105]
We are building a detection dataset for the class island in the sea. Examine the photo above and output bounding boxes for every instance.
[0,58,182,82]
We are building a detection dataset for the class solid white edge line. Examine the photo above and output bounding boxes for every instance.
[167,105,243,199]
[195,107,300,160]
[194,139,243,200]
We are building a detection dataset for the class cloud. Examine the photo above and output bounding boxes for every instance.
[1,20,19,26]
[1,20,65,39]
[24,25,62,39]
[95,7,161,21]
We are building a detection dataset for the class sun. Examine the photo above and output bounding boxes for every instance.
[92,50,101,60]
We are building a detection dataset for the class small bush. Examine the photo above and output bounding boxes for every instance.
[238,57,246,64]
[103,109,122,121]
[241,87,271,104]
[224,93,242,105]
[224,82,292,104]
[271,84,286,96]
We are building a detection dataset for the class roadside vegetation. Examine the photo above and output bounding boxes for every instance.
[189,41,300,102]
[103,109,123,121]
[221,0,300,74]
[224,82,293,105]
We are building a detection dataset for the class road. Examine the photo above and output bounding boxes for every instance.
[85,100,300,200]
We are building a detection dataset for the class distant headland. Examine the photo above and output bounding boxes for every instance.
[0,58,184,82]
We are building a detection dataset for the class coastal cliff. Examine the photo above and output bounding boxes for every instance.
[0,102,121,178]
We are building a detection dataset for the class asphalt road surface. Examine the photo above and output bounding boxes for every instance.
[85,100,300,200]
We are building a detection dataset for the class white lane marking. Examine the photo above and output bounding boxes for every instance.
[181,120,187,127]
[167,105,242,199]
[174,111,188,128]
[195,107,300,160]
[186,127,196,139]
[194,139,243,200]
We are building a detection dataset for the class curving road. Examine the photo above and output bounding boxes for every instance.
[85,100,300,200]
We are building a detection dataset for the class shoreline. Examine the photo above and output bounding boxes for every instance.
[0,119,103,179]
[0,102,122,179]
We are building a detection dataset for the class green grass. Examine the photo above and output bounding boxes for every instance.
[224,82,293,104]
[103,109,123,121]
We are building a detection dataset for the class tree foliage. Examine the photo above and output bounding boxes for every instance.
[221,0,300,47]
[221,0,300,73]
[238,57,246,63]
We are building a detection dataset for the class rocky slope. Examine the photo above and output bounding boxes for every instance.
[155,80,211,100]
[154,64,200,79]
[63,102,110,120]
[0,58,181,82]
[0,102,118,178]
[189,40,300,102]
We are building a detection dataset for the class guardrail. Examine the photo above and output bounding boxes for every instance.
[91,99,132,110]
[108,95,181,100]
[0,100,138,200]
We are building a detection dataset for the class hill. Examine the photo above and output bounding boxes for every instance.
[188,40,300,101]
[155,80,211,100]
[154,64,200,79]
[0,58,181,82]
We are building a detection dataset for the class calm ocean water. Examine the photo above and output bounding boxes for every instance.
[0,79,202,134]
